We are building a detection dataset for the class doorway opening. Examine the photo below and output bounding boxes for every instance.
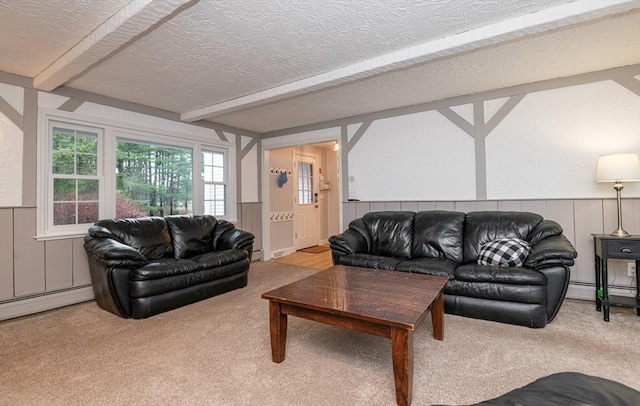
[262,141,340,261]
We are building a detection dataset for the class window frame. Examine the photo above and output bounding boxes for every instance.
[49,121,103,230]
[202,147,229,217]
[37,109,235,240]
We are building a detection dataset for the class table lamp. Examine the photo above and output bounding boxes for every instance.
[595,153,640,237]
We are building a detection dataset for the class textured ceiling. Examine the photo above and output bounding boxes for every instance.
[1,0,639,135]
[218,11,640,133]
[0,0,132,77]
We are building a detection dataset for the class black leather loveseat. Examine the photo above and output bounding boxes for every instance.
[84,215,254,319]
[329,211,577,328]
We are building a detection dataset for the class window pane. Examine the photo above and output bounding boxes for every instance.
[203,166,213,182]
[216,184,225,198]
[77,154,97,175]
[202,150,226,217]
[298,162,314,204]
[78,202,99,224]
[54,179,76,201]
[76,133,97,154]
[203,151,213,166]
[52,152,74,174]
[52,129,74,151]
[116,140,193,218]
[54,202,76,225]
[212,166,224,182]
[52,128,98,177]
[78,179,99,201]
[212,153,223,167]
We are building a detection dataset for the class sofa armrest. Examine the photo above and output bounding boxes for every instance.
[83,235,147,268]
[524,234,577,269]
[329,227,370,264]
[215,228,255,253]
[329,228,369,254]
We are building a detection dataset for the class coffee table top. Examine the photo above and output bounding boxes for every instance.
[262,265,448,330]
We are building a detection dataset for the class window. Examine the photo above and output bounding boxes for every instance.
[202,149,226,216]
[38,111,235,239]
[298,161,314,204]
[116,140,193,217]
[49,122,101,228]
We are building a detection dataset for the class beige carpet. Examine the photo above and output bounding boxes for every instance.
[1,261,639,406]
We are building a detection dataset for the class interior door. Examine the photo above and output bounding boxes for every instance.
[294,152,319,250]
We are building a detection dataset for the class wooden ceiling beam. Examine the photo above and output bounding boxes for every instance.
[180,0,638,123]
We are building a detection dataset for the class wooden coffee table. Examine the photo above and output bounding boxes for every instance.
[261,265,448,406]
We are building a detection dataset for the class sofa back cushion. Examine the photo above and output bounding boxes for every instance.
[352,211,414,258]
[412,210,465,262]
[463,211,543,263]
[94,217,173,260]
[166,215,217,259]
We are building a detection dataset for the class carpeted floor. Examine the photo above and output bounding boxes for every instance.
[1,261,638,406]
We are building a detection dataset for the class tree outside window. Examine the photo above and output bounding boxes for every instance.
[116,140,193,218]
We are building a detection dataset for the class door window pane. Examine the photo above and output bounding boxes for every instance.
[298,161,313,205]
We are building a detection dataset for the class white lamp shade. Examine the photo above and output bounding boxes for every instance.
[595,153,640,182]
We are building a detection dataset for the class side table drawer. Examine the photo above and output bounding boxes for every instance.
[607,241,640,259]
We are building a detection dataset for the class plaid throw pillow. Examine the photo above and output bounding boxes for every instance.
[477,238,531,267]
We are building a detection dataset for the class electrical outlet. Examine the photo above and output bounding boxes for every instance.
[628,262,637,277]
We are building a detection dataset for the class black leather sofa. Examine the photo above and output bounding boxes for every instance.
[329,211,577,328]
[84,215,254,319]
[462,372,640,406]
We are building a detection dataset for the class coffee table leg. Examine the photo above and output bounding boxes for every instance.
[391,328,413,406]
[431,292,444,341]
[269,301,287,363]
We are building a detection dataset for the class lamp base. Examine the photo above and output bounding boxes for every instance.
[609,227,631,238]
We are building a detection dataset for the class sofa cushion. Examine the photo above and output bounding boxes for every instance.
[455,264,547,285]
[412,211,465,262]
[477,238,530,267]
[166,215,217,259]
[336,253,402,270]
[396,258,457,278]
[445,279,547,304]
[130,249,248,281]
[130,258,248,298]
[94,217,173,260]
[463,211,542,263]
[353,211,414,258]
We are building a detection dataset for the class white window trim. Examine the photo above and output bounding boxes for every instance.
[37,108,236,240]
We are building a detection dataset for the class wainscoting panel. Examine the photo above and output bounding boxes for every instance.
[0,208,14,300]
[72,238,91,286]
[45,239,73,292]
[573,200,605,286]
[13,208,45,297]
[238,202,263,260]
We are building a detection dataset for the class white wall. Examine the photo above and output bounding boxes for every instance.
[487,81,640,199]
[349,110,476,201]
[0,83,24,207]
[348,80,640,201]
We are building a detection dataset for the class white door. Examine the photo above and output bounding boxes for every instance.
[294,152,320,250]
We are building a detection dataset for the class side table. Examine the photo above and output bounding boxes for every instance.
[592,234,640,321]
